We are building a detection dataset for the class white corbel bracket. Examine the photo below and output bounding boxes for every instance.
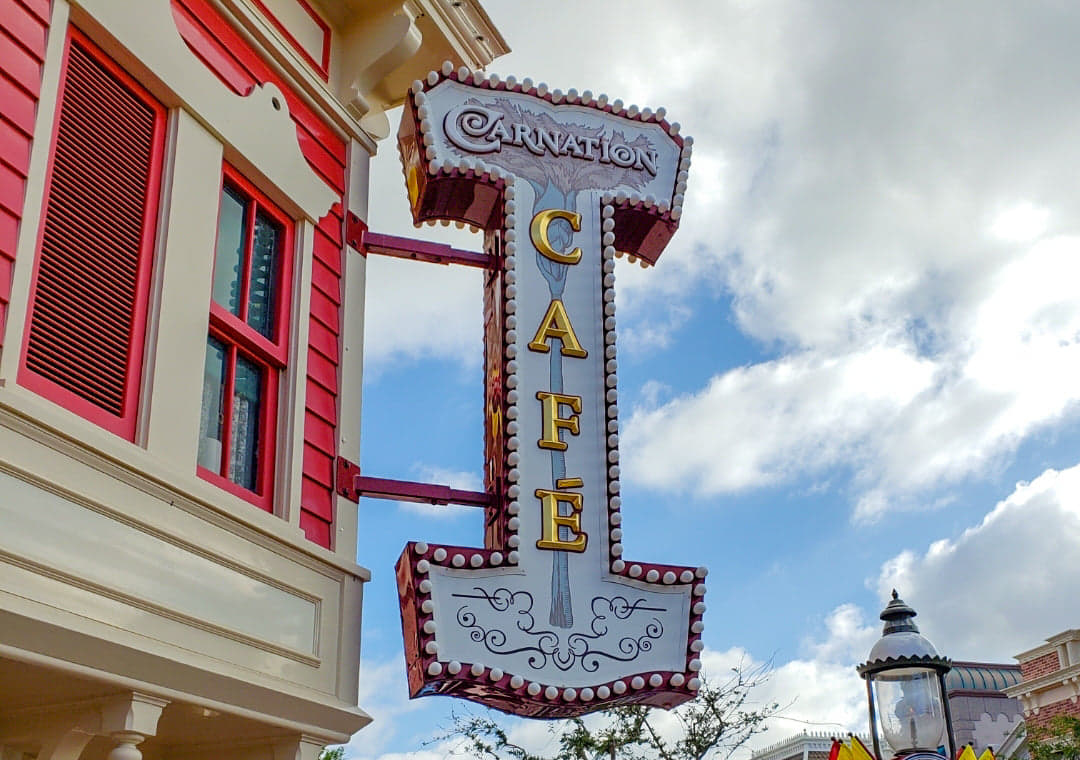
[339,5,422,135]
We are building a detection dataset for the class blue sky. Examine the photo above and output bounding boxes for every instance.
[346,2,1080,757]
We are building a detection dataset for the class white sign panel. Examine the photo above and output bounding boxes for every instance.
[396,65,703,718]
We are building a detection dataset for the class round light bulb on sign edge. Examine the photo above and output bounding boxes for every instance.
[629,564,642,578]
[690,640,704,652]
[694,584,707,596]
[416,560,430,574]
[508,550,519,563]
[419,579,432,593]
[490,552,503,565]
[470,554,483,568]
[527,682,541,696]
[432,549,446,562]
[428,662,442,675]
[597,685,611,699]
[563,688,576,701]
[425,640,438,654]
[688,678,702,691]
[670,673,685,687]
[471,663,485,677]
[680,570,694,583]
[448,661,461,674]
[510,675,524,689]
[507,501,520,515]
[691,621,705,634]
[693,602,706,615]
[508,536,520,547]
[581,687,594,701]
[663,571,677,584]
[423,620,436,634]
[649,673,663,687]
[414,542,428,555]
[489,668,503,681]
[612,559,625,572]
[631,676,645,690]
[696,566,709,578]
[545,686,558,700]
[421,600,434,613]
[688,659,702,672]
[645,569,659,583]
[608,449,619,463]
[611,528,622,540]
[613,680,626,695]
[507,484,520,498]
[610,543,622,557]
[451,554,465,567]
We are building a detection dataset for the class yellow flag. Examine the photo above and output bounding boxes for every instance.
[850,735,875,760]
[958,745,978,760]
[978,749,996,760]
[835,740,854,760]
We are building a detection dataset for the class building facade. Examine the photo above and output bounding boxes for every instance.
[1004,629,1080,729]
[945,661,1023,752]
[0,1,505,758]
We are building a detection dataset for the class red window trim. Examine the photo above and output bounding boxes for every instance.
[250,0,331,82]
[18,26,167,441]
[198,163,294,512]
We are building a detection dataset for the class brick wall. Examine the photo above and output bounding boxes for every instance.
[1021,652,1061,681]
[1026,697,1080,729]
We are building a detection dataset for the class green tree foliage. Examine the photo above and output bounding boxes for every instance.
[319,746,345,760]
[1029,716,1080,760]
[437,661,778,760]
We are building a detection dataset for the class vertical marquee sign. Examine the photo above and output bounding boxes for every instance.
[395,62,704,718]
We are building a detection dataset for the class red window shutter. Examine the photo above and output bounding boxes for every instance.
[21,32,165,439]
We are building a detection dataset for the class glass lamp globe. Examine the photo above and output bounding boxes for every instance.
[857,591,955,760]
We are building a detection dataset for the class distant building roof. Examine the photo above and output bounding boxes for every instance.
[946,661,1023,693]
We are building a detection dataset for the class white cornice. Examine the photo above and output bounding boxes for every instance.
[410,0,509,68]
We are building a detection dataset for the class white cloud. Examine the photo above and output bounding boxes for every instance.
[990,203,1050,243]
[876,461,1080,661]
[622,343,936,495]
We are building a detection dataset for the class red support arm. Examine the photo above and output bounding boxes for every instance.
[347,213,493,269]
[336,457,490,507]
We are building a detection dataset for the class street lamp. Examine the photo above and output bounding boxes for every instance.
[857,591,957,760]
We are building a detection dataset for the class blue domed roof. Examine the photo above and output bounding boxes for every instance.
[945,661,1022,693]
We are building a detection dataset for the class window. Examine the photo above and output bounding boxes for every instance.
[197,167,293,510]
[20,29,166,440]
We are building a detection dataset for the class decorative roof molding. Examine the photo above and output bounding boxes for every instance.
[410,0,508,68]
[751,732,872,760]
[1013,629,1080,662]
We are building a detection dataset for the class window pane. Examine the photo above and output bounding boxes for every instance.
[198,337,227,472]
[212,186,247,317]
[228,354,263,491]
[247,210,281,338]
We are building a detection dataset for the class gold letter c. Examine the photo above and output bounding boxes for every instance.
[530,209,582,265]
